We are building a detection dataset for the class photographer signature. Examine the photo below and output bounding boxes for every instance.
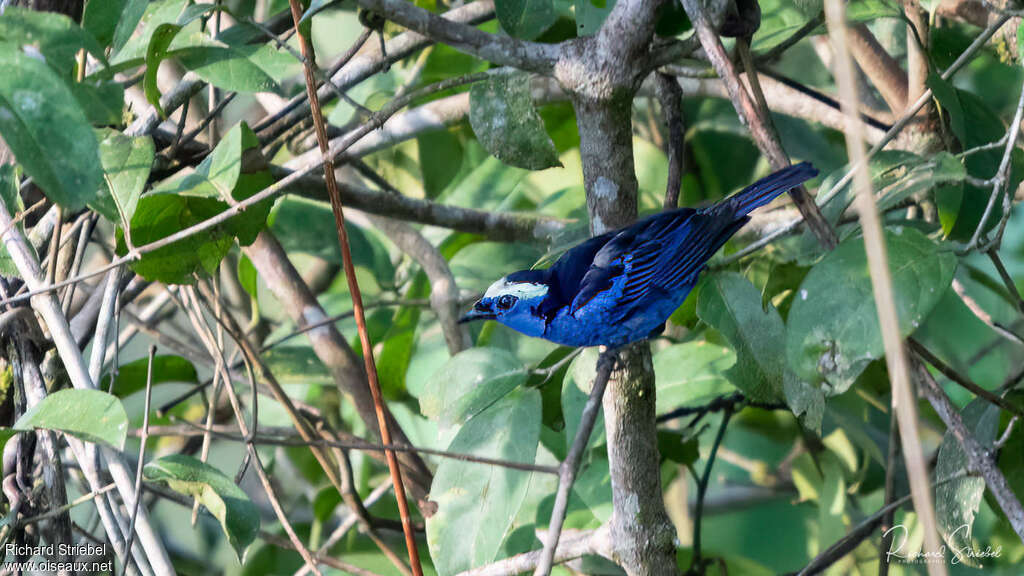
[883,523,1002,565]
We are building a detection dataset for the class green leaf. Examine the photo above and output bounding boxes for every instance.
[469,69,561,170]
[420,348,528,430]
[0,44,102,210]
[574,0,616,36]
[652,341,735,414]
[0,164,24,276]
[697,272,786,403]
[84,0,140,49]
[268,196,395,280]
[112,0,188,64]
[818,454,847,551]
[426,388,541,576]
[261,347,332,386]
[101,355,198,398]
[786,228,957,393]
[495,0,558,39]
[0,8,106,74]
[144,454,259,561]
[121,122,272,283]
[418,129,464,198]
[237,254,259,300]
[144,23,183,117]
[69,80,125,126]
[91,129,154,227]
[174,28,291,93]
[14,389,128,449]
[935,399,1000,566]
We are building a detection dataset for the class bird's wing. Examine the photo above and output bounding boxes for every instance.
[544,230,616,306]
[569,208,741,316]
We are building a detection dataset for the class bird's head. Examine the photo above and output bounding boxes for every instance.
[459,271,550,330]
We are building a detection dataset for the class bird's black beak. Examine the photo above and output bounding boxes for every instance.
[459,302,495,324]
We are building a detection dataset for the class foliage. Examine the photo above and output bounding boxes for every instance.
[0,0,1022,575]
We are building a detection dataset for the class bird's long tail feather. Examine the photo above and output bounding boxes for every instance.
[726,162,819,216]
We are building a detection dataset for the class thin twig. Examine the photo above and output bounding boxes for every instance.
[909,339,1024,417]
[534,349,617,576]
[824,2,946,574]
[988,248,1024,314]
[687,405,733,575]
[120,345,156,576]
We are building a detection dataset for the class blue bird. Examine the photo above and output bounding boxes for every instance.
[458,162,818,347]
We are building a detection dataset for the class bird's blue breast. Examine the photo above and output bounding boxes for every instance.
[539,274,697,347]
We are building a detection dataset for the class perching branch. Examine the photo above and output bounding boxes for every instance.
[534,350,617,576]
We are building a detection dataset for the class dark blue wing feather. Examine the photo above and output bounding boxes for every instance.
[569,162,817,316]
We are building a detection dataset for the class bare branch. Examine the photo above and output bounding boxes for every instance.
[354,0,558,74]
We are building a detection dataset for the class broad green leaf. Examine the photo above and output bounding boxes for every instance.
[420,348,528,430]
[121,122,272,283]
[697,272,786,403]
[237,254,258,300]
[144,454,259,561]
[575,0,617,36]
[877,152,966,212]
[786,228,957,393]
[174,25,292,93]
[652,341,735,414]
[84,0,143,49]
[101,355,198,398]
[91,129,154,227]
[144,23,183,117]
[495,0,558,39]
[0,8,106,74]
[469,69,561,170]
[935,399,1000,566]
[928,77,1022,240]
[0,44,102,210]
[112,0,188,64]
[261,347,332,386]
[15,389,128,449]
[0,164,24,275]
[426,388,541,576]
[69,80,125,126]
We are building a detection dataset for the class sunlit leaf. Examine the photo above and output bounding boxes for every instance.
[786,228,957,393]
[469,69,561,170]
[91,129,154,227]
[0,44,102,210]
[420,347,528,430]
[15,389,128,449]
[144,454,259,561]
[426,388,540,576]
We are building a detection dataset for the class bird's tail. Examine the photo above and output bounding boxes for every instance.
[724,162,819,216]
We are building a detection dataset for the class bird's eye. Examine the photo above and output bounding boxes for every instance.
[497,295,516,310]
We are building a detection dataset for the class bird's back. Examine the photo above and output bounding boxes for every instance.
[538,163,818,347]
